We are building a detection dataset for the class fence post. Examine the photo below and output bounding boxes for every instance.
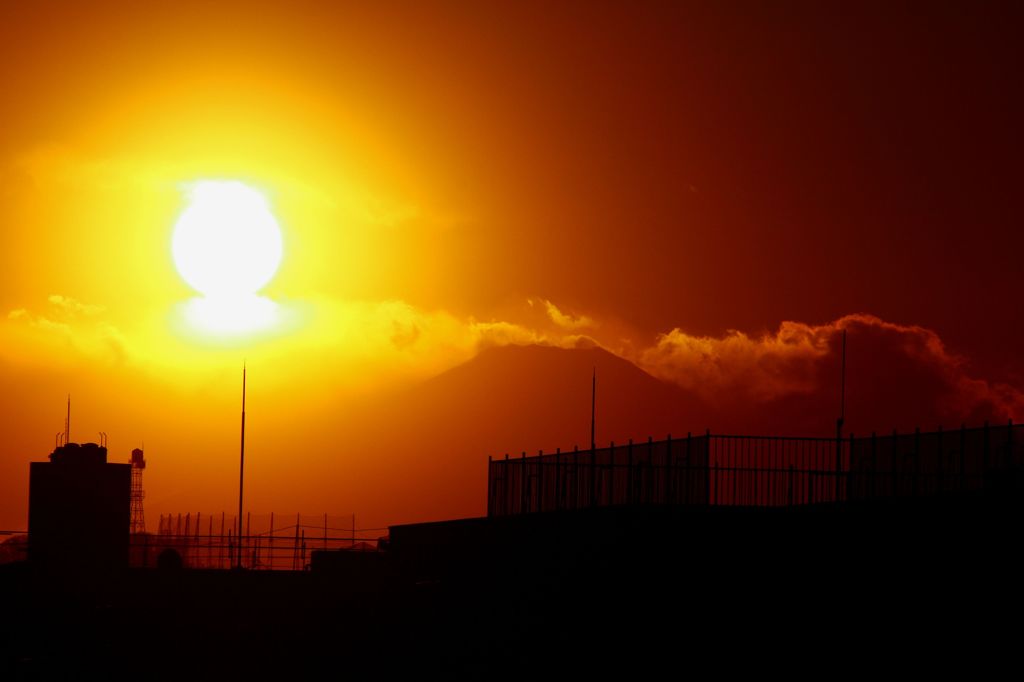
[647,436,654,505]
[573,446,580,510]
[219,512,225,569]
[835,424,843,505]
[959,424,966,492]
[686,432,693,504]
[504,454,510,516]
[245,511,251,568]
[521,452,528,514]
[1006,419,1014,470]
[869,432,877,499]
[590,443,597,508]
[538,450,544,514]
[983,420,990,486]
[666,434,674,505]
[608,441,616,506]
[706,430,713,506]
[607,441,615,507]
[557,446,565,509]
[626,439,633,505]
[293,513,300,571]
[753,437,760,506]
[913,427,921,498]
[846,433,854,502]
[891,430,899,497]
[732,438,738,506]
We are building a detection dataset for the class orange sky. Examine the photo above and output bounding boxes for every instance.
[2,2,1022,531]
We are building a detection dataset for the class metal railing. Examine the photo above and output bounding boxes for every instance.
[488,421,1021,516]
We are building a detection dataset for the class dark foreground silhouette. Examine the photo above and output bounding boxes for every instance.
[3,487,1023,680]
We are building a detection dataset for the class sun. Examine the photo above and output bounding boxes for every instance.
[172,180,283,299]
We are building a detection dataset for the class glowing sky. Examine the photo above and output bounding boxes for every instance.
[1,2,1021,531]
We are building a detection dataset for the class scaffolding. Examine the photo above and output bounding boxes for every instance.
[132,513,384,570]
[130,448,146,534]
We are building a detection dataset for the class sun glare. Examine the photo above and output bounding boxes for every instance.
[172,180,283,299]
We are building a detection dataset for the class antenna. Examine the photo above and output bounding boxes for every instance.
[65,394,71,445]
[835,329,847,488]
[835,329,843,446]
[837,329,847,436]
[237,362,246,569]
[590,367,596,452]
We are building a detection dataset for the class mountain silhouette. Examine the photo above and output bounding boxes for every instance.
[323,339,994,525]
[342,344,707,522]
[407,343,705,452]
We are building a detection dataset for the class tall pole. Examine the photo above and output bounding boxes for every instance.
[65,394,71,445]
[836,329,846,438]
[590,367,596,453]
[835,329,847,498]
[237,363,246,569]
[840,329,846,427]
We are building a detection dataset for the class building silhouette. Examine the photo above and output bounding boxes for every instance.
[28,441,131,573]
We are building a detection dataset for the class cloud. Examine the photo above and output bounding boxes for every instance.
[47,294,105,316]
[3,295,128,366]
[3,292,600,391]
[537,299,595,330]
[390,320,421,350]
[299,298,595,380]
[638,320,829,402]
[9,294,109,336]
[637,314,1023,433]
[4,286,1019,435]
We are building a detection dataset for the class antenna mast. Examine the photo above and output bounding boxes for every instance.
[835,329,847,490]
[65,394,71,445]
[237,363,246,569]
[130,447,147,534]
[836,329,847,438]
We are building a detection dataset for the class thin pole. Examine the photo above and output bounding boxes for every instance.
[66,394,71,444]
[237,363,246,569]
[219,512,225,569]
[590,368,596,452]
[835,329,846,494]
[840,329,847,425]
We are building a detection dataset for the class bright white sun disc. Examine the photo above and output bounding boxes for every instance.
[172,181,283,297]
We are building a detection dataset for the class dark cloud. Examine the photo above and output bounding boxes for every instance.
[639,314,1022,435]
